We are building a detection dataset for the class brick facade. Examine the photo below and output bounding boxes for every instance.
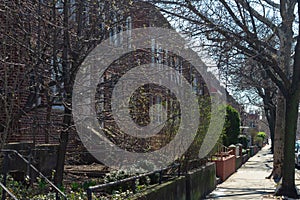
[1,1,226,163]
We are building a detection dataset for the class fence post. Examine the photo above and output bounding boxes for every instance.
[27,149,33,185]
[2,152,8,200]
[56,191,60,200]
[87,188,92,200]
[132,178,137,193]
[159,171,163,184]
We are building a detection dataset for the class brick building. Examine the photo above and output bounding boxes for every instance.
[1,1,226,163]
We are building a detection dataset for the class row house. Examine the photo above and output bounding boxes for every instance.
[90,1,211,156]
[1,1,223,163]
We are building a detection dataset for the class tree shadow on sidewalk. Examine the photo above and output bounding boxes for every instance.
[205,186,274,199]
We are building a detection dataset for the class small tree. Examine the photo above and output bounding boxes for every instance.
[255,131,267,147]
[257,132,267,140]
[238,135,248,148]
[222,105,241,146]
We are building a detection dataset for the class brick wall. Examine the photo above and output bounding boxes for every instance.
[214,155,236,182]
[1,1,217,158]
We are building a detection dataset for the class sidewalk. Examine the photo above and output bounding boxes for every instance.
[205,144,300,199]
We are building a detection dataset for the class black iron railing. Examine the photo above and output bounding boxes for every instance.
[0,174,18,200]
[1,149,67,200]
[87,163,180,200]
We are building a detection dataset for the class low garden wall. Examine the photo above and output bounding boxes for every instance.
[212,145,261,183]
[242,154,249,163]
[235,156,243,170]
[249,146,260,156]
[2,142,34,177]
[214,155,236,181]
[185,162,216,199]
[135,144,262,200]
[132,162,217,200]
[133,176,186,200]
[2,142,59,179]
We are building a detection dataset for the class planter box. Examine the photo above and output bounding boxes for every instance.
[213,155,236,181]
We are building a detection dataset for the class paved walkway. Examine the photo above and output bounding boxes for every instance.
[205,144,300,199]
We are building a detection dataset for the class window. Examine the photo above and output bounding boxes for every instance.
[156,95,162,123]
[70,0,76,21]
[50,58,64,109]
[174,58,182,85]
[199,81,204,95]
[151,39,156,66]
[169,57,174,81]
[56,0,63,13]
[84,1,90,24]
[28,71,42,108]
[109,12,123,46]
[126,16,132,48]
[157,46,162,64]
[150,95,163,124]
[164,49,168,65]
[96,76,105,128]
[192,76,198,94]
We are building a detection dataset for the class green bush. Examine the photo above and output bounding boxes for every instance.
[221,105,241,146]
[0,175,87,200]
[255,132,266,147]
[256,132,266,140]
[242,149,248,155]
[238,135,249,148]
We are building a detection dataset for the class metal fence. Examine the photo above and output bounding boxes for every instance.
[1,149,67,200]
[87,163,180,200]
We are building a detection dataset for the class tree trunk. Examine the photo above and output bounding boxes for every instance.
[275,94,299,198]
[54,0,70,187]
[54,108,71,186]
[274,2,298,196]
[267,94,284,180]
[268,107,276,153]
[263,101,276,153]
[45,99,52,144]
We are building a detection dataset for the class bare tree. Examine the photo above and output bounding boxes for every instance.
[220,52,277,153]
[48,0,132,187]
[0,0,132,187]
[0,1,41,148]
[153,0,300,197]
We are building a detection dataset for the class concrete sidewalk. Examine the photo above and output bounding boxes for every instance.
[205,144,300,199]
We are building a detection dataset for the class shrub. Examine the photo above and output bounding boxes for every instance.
[221,105,241,146]
[238,135,249,148]
[255,132,266,147]
[256,132,266,140]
